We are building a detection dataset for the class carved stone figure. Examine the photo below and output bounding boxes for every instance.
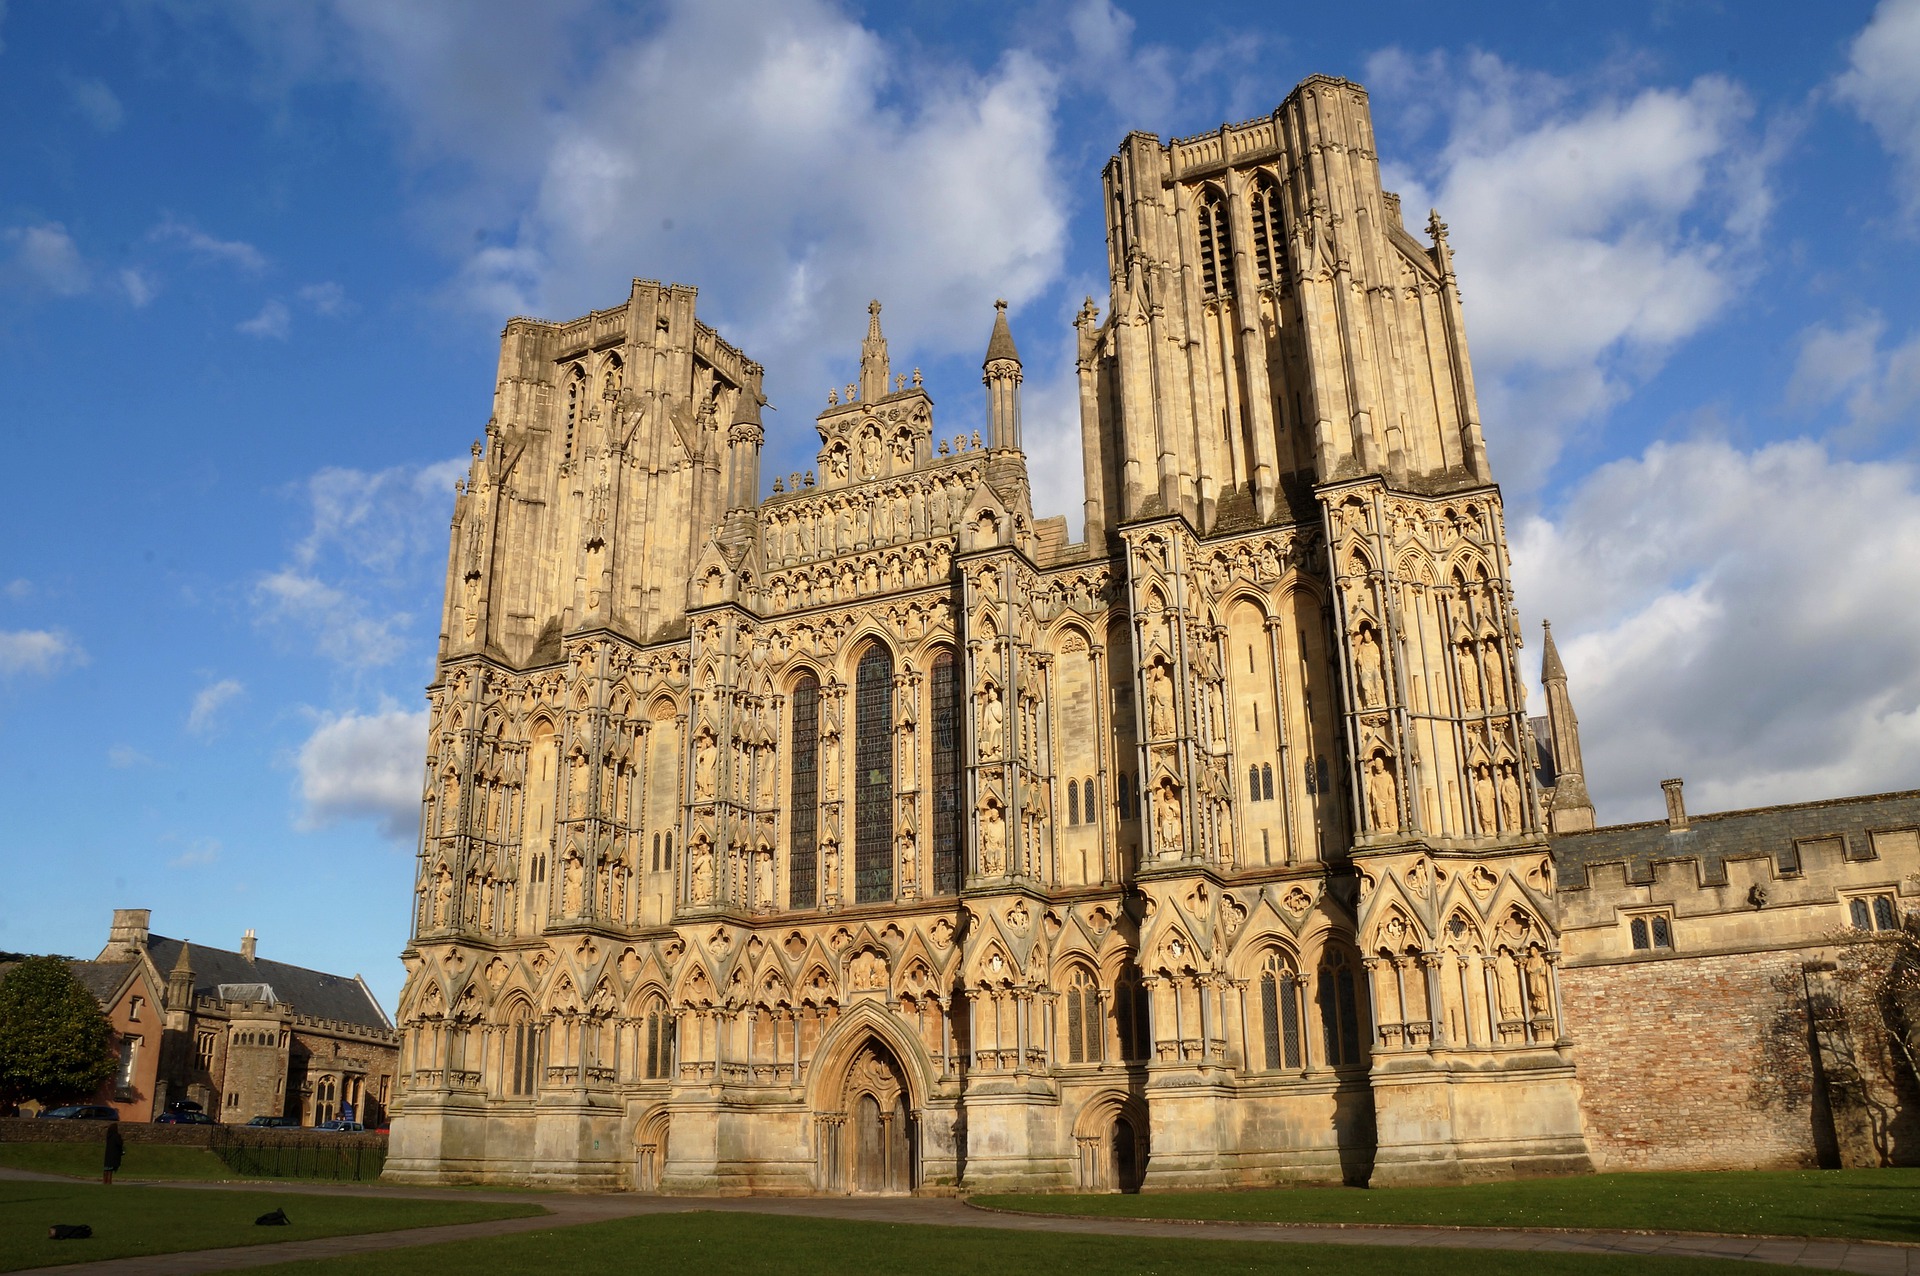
[433,864,453,927]
[1147,661,1176,737]
[1366,754,1398,831]
[1496,955,1523,1021]
[1154,782,1183,859]
[1457,642,1482,711]
[1481,639,1507,708]
[978,683,1004,758]
[755,848,775,908]
[979,800,1007,876]
[690,837,714,905]
[563,853,583,915]
[693,728,717,800]
[1498,761,1523,831]
[1472,763,1496,832]
[1525,954,1551,1017]
[1355,627,1385,708]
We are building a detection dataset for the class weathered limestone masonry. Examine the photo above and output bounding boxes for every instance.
[386,74,1593,1194]
[1552,786,1920,1172]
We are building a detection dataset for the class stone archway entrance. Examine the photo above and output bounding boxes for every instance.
[821,1038,914,1194]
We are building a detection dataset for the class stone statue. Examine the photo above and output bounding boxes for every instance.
[1525,954,1551,1017]
[563,853,583,915]
[979,801,1007,876]
[1154,784,1183,858]
[1355,627,1385,708]
[1472,764,1496,832]
[859,432,881,480]
[1457,642,1482,712]
[979,683,1004,757]
[693,729,717,800]
[433,864,453,927]
[1481,639,1506,708]
[755,849,775,908]
[690,837,714,904]
[1147,662,1176,738]
[1496,954,1522,1021]
[821,726,841,796]
[1366,755,1397,831]
[1498,762,1523,831]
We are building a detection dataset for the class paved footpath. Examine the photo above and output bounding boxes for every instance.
[7,1168,1919,1276]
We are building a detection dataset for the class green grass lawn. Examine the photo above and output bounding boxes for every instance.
[976,1168,1920,1242]
[0,1142,247,1182]
[242,1211,1804,1276]
[0,1180,544,1272]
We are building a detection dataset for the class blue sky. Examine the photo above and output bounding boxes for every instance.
[3,0,1918,1014]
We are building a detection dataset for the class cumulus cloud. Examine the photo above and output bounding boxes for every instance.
[1511,438,1920,822]
[5,222,91,296]
[237,298,291,338]
[254,458,463,670]
[149,216,267,272]
[65,75,123,132]
[1368,51,1777,492]
[187,677,244,735]
[120,267,157,307]
[0,628,81,677]
[296,705,428,839]
[1789,312,1920,441]
[1837,0,1920,216]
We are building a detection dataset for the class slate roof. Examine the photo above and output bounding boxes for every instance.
[68,961,135,1003]
[1552,789,1920,886]
[145,935,391,1031]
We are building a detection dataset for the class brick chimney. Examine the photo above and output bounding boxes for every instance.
[1661,778,1689,831]
[241,928,257,962]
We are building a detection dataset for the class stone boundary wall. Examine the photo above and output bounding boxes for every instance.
[1562,949,1828,1171]
[0,1117,385,1148]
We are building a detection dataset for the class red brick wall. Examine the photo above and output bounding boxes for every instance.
[1560,950,1825,1171]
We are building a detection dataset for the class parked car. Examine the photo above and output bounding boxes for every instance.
[245,1115,299,1128]
[314,1120,365,1133]
[38,1105,119,1120]
[154,1110,216,1125]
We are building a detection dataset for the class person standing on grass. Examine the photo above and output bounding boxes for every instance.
[102,1121,122,1186]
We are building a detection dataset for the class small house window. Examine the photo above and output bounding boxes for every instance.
[1852,894,1900,931]
[1629,915,1674,951]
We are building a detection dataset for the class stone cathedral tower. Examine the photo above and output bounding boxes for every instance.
[388,75,1590,1193]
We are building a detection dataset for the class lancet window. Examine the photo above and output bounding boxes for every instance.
[1251,176,1283,288]
[1197,186,1232,299]
[1064,968,1100,1064]
[1259,950,1303,1070]
[564,365,586,462]
[789,675,820,908]
[931,649,961,895]
[854,647,895,904]
[506,1006,538,1096]
[1317,951,1363,1067]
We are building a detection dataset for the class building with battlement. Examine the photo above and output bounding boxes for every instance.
[385,72,1919,1193]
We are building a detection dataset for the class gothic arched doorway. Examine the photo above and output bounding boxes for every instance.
[1111,1116,1143,1193]
[828,1038,914,1193]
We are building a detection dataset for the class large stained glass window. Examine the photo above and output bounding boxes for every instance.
[930,649,961,895]
[854,648,894,903]
[789,676,819,907]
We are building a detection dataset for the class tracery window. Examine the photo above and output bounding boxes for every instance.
[931,650,961,895]
[1259,950,1303,1070]
[642,998,672,1080]
[1197,186,1232,299]
[563,365,586,462]
[789,676,820,908]
[1068,780,1080,826]
[854,648,895,904]
[1251,176,1283,287]
[1064,968,1100,1064]
[1113,975,1150,1062]
[1317,952,1362,1068]
[507,1009,539,1097]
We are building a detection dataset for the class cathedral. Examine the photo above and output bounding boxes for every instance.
[390,73,1909,1194]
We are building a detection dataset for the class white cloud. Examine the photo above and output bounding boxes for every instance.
[1368,51,1775,491]
[187,677,245,735]
[296,705,428,839]
[1789,312,1920,440]
[238,298,291,338]
[168,838,220,869]
[1837,0,1920,216]
[149,217,267,272]
[5,222,91,296]
[298,281,348,315]
[5,579,31,600]
[1511,437,1920,822]
[255,569,409,667]
[254,458,463,670]
[108,744,155,769]
[65,76,123,132]
[0,628,81,676]
[120,267,157,307]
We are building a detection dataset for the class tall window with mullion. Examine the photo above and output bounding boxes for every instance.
[931,649,962,895]
[788,676,820,907]
[854,647,895,904]
[1259,950,1304,1071]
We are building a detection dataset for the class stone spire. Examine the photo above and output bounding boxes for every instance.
[1540,621,1595,833]
[166,941,197,1011]
[859,300,890,404]
[983,300,1022,452]
[725,364,767,513]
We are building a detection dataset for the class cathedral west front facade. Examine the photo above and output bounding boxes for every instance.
[386,74,1603,1194]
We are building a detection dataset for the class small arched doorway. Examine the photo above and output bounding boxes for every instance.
[634,1109,669,1192]
[1111,1116,1142,1193]
[830,1039,914,1194]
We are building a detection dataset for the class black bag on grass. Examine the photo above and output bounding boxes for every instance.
[256,1209,290,1226]
[48,1224,92,1240]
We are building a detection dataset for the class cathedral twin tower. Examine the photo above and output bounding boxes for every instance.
[388,74,1596,1194]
